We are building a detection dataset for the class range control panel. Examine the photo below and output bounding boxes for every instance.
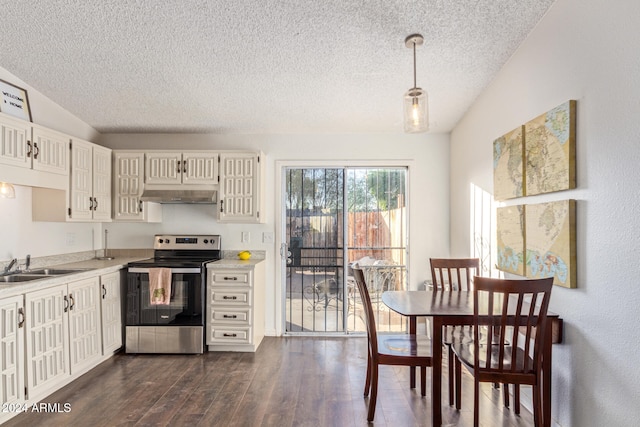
[153,234,221,251]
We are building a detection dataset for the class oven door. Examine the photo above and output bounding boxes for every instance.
[127,267,204,326]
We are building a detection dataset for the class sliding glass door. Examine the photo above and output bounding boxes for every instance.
[283,166,407,334]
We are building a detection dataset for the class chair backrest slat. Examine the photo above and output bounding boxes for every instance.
[352,267,378,358]
[430,258,480,291]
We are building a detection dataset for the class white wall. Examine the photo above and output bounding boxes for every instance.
[450,0,640,425]
[100,131,451,335]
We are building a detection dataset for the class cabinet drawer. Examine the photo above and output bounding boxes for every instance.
[211,271,250,285]
[209,327,252,344]
[211,307,251,324]
[210,288,251,304]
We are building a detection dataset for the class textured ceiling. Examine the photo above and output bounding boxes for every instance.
[1,0,555,134]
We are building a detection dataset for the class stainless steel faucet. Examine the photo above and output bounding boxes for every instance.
[3,258,18,274]
[25,254,31,271]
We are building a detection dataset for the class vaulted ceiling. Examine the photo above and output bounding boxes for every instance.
[1,1,555,134]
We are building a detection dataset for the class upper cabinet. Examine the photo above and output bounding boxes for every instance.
[218,152,264,223]
[113,152,161,222]
[145,151,218,185]
[69,139,112,221]
[0,113,69,189]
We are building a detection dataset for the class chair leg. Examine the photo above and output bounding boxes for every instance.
[455,355,462,410]
[364,352,372,396]
[532,384,541,427]
[514,384,521,415]
[503,383,510,408]
[473,378,480,427]
[368,364,379,422]
[420,366,427,396]
[448,346,455,405]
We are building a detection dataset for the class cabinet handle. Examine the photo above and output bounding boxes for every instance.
[102,284,107,299]
[223,314,238,319]
[69,293,75,311]
[26,141,32,157]
[33,142,39,159]
[220,199,224,213]
[183,160,187,174]
[223,276,238,281]
[223,296,238,300]
[18,307,25,328]
[64,295,69,313]
[139,200,143,213]
[176,161,181,173]
[223,333,238,337]
[93,197,98,210]
[89,197,94,210]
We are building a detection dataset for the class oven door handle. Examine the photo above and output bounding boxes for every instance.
[128,267,202,274]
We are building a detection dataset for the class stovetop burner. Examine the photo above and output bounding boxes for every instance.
[128,234,222,268]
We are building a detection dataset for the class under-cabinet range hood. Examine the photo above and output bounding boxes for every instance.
[140,189,217,204]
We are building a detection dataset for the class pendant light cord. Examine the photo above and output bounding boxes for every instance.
[413,41,417,90]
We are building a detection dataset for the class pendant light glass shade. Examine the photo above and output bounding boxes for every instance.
[403,34,429,133]
[0,182,16,199]
[404,88,428,133]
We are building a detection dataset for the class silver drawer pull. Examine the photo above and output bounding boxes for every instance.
[161,315,169,319]
[223,276,238,281]
[223,314,238,319]
[223,333,237,337]
[223,296,238,300]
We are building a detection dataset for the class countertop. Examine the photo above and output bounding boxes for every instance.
[207,258,265,269]
[0,256,146,299]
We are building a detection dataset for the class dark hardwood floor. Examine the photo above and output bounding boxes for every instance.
[5,337,535,427]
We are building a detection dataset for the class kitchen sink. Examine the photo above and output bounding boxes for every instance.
[0,274,50,283]
[25,268,90,275]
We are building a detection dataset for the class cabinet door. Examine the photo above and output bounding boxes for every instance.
[25,285,69,400]
[92,145,112,221]
[31,125,70,175]
[70,139,94,220]
[145,152,181,184]
[100,271,122,354]
[219,153,260,222]
[68,277,102,374]
[0,113,30,168]
[183,152,218,184]
[114,152,144,220]
[0,295,24,409]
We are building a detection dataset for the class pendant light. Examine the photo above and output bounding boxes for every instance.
[404,34,429,133]
[0,182,16,199]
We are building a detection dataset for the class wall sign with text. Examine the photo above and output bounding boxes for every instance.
[0,79,32,122]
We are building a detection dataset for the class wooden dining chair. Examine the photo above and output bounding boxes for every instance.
[429,257,479,408]
[352,266,432,422]
[450,276,553,427]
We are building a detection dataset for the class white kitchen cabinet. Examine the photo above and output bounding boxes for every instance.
[218,152,264,223]
[113,151,161,222]
[67,276,103,375]
[0,114,69,190]
[69,139,112,221]
[100,271,122,354]
[145,151,218,185]
[206,262,265,352]
[24,284,70,401]
[0,295,25,418]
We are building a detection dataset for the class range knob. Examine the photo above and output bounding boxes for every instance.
[204,239,209,244]
[158,239,164,244]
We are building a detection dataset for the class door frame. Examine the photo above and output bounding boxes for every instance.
[274,159,414,336]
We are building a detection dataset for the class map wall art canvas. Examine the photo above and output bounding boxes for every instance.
[496,205,525,276]
[525,200,576,288]
[524,100,576,196]
[493,125,524,201]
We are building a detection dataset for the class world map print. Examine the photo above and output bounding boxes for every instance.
[525,200,576,288]
[493,126,524,200]
[525,100,576,196]
[496,205,525,275]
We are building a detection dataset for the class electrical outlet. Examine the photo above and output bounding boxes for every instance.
[262,232,274,244]
[241,231,250,243]
[66,232,76,246]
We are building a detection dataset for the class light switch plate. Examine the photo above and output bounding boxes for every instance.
[241,231,250,243]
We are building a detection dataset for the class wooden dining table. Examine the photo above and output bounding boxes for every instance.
[382,289,561,427]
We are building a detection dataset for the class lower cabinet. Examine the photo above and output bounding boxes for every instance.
[67,277,103,375]
[100,271,122,354]
[0,295,25,414]
[206,262,265,352]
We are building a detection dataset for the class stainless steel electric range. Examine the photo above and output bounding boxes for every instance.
[125,234,221,354]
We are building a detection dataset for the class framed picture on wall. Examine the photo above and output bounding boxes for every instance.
[0,79,32,122]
